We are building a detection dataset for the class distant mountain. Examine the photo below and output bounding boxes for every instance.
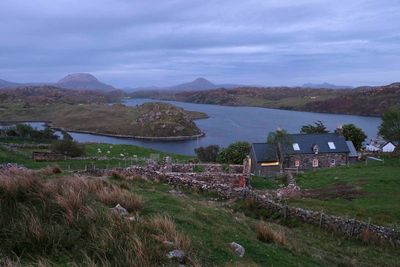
[126,77,243,92]
[0,78,20,88]
[57,73,115,91]
[168,77,217,91]
[302,83,353,89]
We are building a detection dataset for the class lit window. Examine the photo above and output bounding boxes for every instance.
[293,143,300,151]
[328,142,336,149]
[312,159,319,167]
[295,160,300,167]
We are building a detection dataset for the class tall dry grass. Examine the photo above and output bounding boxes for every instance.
[256,223,287,246]
[0,167,185,266]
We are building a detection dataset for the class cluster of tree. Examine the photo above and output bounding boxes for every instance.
[300,121,328,134]
[0,124,58,141]
[50,132,85,157]
[195,141,250,164]
[298,121,367,150]
[379,108,400,144]
[335,124,366,150]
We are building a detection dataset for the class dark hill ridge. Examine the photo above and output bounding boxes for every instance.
[131,82,400,116]
[0,85,121,104]
[56,73,115,91]
[302,82,353,89]
[0,79,19,88]
[128,77,244,92]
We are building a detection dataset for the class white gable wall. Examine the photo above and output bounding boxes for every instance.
[382,142,396,153]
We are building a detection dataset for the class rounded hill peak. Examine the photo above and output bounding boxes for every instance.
[58,73,99,84]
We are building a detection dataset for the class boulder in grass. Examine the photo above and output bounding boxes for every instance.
[166,249,185,263]
[110,204,128,216]
[230,242,245,257]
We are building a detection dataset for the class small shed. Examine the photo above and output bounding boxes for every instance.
[346,141,358,163]
[249,143,280,176]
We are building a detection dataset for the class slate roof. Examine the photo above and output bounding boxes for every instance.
[346,141,358,157]
[287,133,350,154]
[251,133,351,163]
[251,143,278,163]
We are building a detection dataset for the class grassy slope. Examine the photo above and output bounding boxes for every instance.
[287,159,400,228]
[0,153,399,265]
[119,177,400,266]
[0,141,192,170]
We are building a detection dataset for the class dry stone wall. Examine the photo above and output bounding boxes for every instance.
[80,161,400,245]
[171,163,244,173]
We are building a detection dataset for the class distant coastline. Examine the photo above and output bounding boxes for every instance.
[0,121,205,141]
[51,126,206,141]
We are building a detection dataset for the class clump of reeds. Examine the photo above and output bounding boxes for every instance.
[256,223,286,246]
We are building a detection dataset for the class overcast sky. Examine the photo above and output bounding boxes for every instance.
[0,0,399,88]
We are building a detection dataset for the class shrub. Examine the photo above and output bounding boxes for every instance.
[0,124,58,141]
[256,223,286,245]
[195,145,220,162]
[50,139,85,157]
[217,141,250,164]
[193,165,205,173]
[360,229,383,246]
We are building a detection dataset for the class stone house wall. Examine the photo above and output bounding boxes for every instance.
[287,153,348,170]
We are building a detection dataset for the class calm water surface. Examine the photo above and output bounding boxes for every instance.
[3,99,381,155]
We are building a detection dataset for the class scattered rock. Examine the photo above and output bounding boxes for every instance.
[169,189,185,197]
[110,204,128,216]
[163,240,175,246]
[128,216,138,221]
[230,242,245,257]
[167,249,185,263]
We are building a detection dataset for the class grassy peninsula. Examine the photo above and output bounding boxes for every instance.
[0,87,207,138]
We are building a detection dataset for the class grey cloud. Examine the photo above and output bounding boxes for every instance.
[0,0,399,87]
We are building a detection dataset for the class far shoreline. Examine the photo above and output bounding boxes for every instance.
[0,121,206,142]
[129,98,381,118]
[50,127,206,142]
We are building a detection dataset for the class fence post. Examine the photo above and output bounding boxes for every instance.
[319,210,324,228]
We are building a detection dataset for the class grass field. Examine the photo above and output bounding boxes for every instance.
[5,168,397,266]
[285,158,400,229]
[0,140,192,171]
[1,142,399,265]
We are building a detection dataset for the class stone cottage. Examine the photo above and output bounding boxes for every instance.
[250,133,357,176]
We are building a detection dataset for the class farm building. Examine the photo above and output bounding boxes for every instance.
[250,133,357,176]
[366,138,398,153]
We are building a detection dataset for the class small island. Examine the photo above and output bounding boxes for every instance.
[0,87,207,140]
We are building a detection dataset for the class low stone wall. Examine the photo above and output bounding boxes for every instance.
[32,151,65,161]
[167,174,400,245]
[79,163,400,245]
[171,163,244,173]
[82,166,247,189]
[0,143,50,149]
